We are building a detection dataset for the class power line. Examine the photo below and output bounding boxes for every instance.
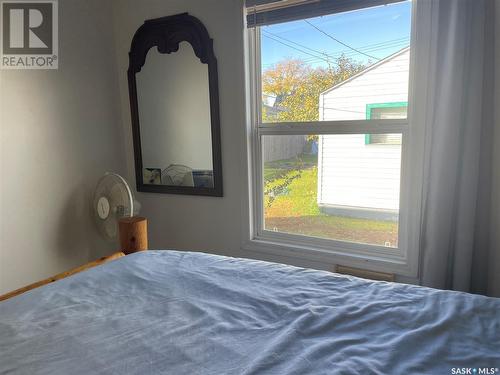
[303,19,381,61]
[310,37,409,61]
[265,36,409,61]
[262,34,331,63]
[299,42,407,64]
[262,36,409,66]
[263,43,408,67]
[298,42,409,65]
[263,33,328,62]
[266,33,408,61]
[263,30,334,60]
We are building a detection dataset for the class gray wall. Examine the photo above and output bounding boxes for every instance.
[0,0,125,294]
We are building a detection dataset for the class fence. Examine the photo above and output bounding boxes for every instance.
[263,135,308,162]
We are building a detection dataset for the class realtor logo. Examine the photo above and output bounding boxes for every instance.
[1,0,58,69]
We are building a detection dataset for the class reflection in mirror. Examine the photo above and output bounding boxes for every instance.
[136,42,214,188]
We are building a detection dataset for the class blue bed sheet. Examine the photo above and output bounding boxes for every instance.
[1,250,499,374]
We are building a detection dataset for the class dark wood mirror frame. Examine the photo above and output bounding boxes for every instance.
[128,13,223,197]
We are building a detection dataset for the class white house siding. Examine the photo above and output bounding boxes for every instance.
[318,49,409,219]
[318,137,402,210]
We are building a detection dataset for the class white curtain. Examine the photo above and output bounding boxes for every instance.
[418,0,498,296]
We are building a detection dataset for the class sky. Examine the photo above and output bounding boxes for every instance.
[261,1,412,70]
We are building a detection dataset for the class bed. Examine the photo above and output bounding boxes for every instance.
[1,250,499,374]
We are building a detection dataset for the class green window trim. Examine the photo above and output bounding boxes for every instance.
[365,102,408,145]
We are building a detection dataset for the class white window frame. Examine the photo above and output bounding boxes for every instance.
[243,0,431,277]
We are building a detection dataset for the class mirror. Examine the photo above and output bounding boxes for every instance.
[137,45,214,188]
[128,13,222,196]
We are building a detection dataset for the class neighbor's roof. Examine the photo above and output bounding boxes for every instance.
[320,47,410,97]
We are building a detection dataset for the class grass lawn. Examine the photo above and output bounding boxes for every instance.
[264,153,318,183]
[264,154,399,247]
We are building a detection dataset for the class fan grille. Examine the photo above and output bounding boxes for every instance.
[93,173,134,242]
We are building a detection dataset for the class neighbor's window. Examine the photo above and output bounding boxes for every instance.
[365,103,407,145]
[247,0,415,266]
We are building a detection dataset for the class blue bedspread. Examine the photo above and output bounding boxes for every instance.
[1,251,499,374]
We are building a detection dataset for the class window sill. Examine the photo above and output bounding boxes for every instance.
[242,235,418,278]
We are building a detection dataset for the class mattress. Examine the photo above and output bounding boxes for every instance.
[1,250,499,374]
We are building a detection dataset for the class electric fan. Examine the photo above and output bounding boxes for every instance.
[93,173,140,241]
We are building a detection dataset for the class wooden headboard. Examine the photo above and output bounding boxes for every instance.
[0,252,125,302]
[0,216,149,302]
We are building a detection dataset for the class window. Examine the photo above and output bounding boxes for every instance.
[246,0,423,276]
[365,103,407,144]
